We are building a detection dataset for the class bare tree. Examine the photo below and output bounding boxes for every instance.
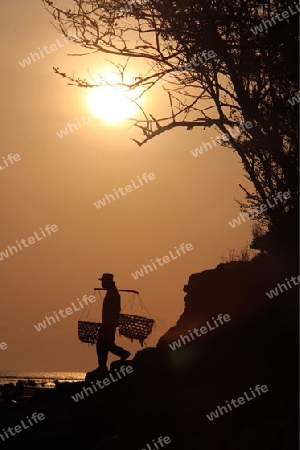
[42,0,298,243]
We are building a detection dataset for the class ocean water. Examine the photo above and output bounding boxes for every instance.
[0,371,85,388]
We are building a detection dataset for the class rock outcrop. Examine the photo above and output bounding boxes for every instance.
[1,254,298,449]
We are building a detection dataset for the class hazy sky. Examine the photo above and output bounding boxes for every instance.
[0,1,253,372]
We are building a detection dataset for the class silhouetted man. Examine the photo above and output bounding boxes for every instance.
[96,273,130,371]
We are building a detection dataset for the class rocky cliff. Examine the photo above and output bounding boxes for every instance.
[1,254,298,449]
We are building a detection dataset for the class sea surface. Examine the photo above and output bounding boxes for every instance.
[0,371,85,388]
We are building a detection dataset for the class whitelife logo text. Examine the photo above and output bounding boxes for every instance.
[18,32,79,68]
[169,314,231,351]
[140,436,171,450]
[0,153,21,172]
[0,412,45,444]
[191,121,253,158]
[0,225,58,262]
[206,384,269,421]
[250,3,300,35]
[34,295,96,332]
[266,274,300,299]
[71,366,134,402]
[93,173,156,209]
[228,191,291,228]
[131,243,193,280]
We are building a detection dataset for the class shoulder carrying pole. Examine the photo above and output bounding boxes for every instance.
[94,288,139,295]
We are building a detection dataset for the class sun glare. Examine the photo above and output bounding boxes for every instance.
[87,73,141,123]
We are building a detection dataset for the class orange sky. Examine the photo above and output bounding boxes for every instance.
[0,1,253,372]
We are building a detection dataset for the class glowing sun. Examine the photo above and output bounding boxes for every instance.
[87,74,141,123]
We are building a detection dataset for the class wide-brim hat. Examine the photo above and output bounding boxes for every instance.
[99,273,114,282]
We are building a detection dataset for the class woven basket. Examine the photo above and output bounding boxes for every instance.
[78,320,101,345]
[118,314,154,346]
[78,314,154,346]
